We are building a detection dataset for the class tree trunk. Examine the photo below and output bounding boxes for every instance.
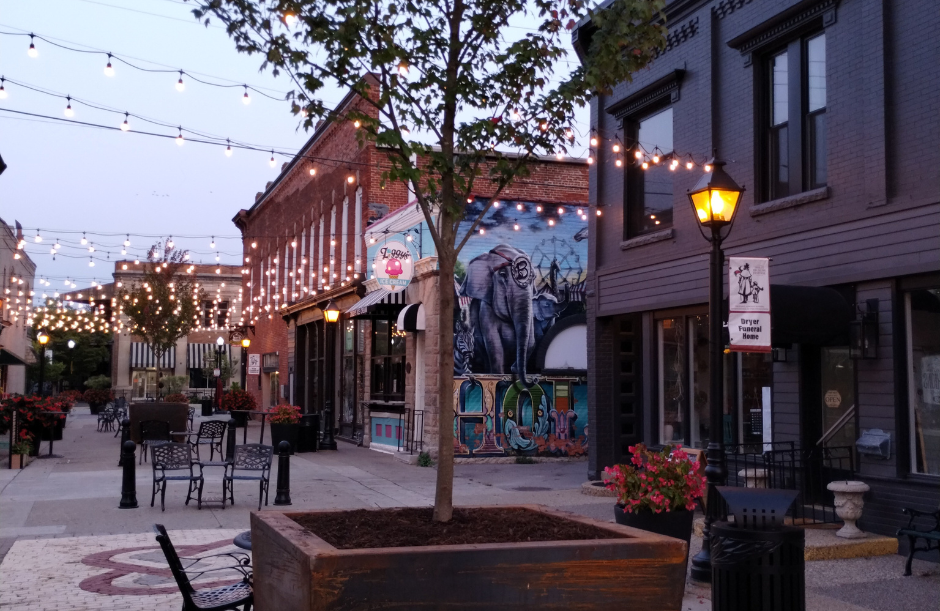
[432,250,457,523]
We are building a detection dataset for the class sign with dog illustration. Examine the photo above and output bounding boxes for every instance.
[729,256,771,352]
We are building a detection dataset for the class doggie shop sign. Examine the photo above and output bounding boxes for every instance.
[728,256,771,353]
[371,237,416,292]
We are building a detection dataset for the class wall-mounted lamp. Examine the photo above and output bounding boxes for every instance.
[772,347,788,363]
[849,298,879,360]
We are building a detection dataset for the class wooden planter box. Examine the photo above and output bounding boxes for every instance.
[251,505,687,610]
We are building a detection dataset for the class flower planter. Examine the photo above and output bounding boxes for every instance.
[269,423,299,454]
[614,505,695,546]
[10,454,25,469]
[88,403,105,415]
[231,411,249,428]
[827,480,870,539]
[30,418,65,442]
[250,505,687,610]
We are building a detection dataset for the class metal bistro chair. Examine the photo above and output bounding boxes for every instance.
[224,445,273,511]
[112,405,128,438]
[188,407,197,431]
[153,524,253,611]
[140,419,173,465]
[151,443,204,511]
[177,420,227,462]
[97,405,117,432]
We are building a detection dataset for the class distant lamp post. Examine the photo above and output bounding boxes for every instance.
[240,337,251,390]
[37,331,50,397]
[687,158,744,583]
[320,299,340,450]
[215,336,225,410]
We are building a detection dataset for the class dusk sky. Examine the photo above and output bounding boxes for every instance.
[1,0,589,301]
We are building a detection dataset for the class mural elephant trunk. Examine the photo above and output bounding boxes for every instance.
[461,245,536,384]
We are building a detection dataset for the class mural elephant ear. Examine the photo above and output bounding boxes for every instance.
[463,245,533,302]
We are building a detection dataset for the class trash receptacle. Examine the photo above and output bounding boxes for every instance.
[200,399,214,418]
[711,487,805,611]
[298,413,319,453]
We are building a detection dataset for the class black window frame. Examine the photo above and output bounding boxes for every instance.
[369,316,406,403]
[759,31,827,202]
[623,104,675,239]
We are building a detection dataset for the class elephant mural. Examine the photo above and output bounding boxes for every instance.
[461,245,536,385]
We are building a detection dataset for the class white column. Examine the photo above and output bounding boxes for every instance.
[329,206,336,287]
[355,187,363,272]
[318,215,325,288]
[341,196,349,281]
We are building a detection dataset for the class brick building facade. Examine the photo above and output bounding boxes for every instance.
[233,82,591,459]
[574,0,940,540]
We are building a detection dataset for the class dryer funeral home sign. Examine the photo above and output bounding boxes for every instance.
[728,257,771,353]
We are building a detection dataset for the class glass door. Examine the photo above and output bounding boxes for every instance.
[339,319,357,438]
[819,347,856,449]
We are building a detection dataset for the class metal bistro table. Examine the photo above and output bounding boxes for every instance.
[232,410,270,445]
[233,530,251,551]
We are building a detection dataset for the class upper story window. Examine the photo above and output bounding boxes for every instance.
[626,107,674,237]
[764,32,827,201]
[202,300,229,327]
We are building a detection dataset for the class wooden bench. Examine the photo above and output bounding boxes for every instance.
[897,503,940,576]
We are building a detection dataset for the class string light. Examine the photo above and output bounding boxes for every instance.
[34,230,42,243]
[397,62,409,77]
[104,54,114,77]
[347,174,355,184]
[225,140,233,156]
[634,150,643,159]
[284,13,297,27]
[353,119,361,128]
[513,223,520,231]
[612,143,621,153]
[88,243,95,253]
[120,112,130,131]
[309,167,316,176]
[210,237,216,249]
[175,71,185,92]
[590,135,598,147]
[176,128,184,146]
[686,160,694,170]
[81,233,87,245]
[27,35,38,58]
[167,236,174,248]
[615,158,622,167]
[269,151,276,167]
[64,96,74,117]
[479,228,485,235]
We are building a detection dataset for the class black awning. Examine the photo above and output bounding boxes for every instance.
[0,348,28,366]
[770,285,852,347]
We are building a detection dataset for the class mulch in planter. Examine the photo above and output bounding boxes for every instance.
[291,507,625,549]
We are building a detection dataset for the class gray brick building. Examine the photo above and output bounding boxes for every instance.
[574,0,939,540]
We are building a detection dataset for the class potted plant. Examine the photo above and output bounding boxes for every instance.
[10,435,33,469]
[82,387,113,415]
[164,393,188,404]
[221,389,258,428]
[267,404,301,454]
[605,443,706,549]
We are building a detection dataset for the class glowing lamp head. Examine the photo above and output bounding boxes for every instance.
[38,332,49,345]
[323,299,340,323]
[241,338,251,348]
[67,340,75,349]
[687,159,744,229]
[216,336,225,347]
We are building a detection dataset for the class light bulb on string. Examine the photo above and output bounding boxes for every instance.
[167,236,174,248]
[88,243,95,253]
[64,96,74,117]
[210,237,215,249]
[555,152,563,160]
[120,112,130,131]
[34,230,41,243]
[175,71,185,92]
[54,241,60,250]
[176,127,184,146]
[0,78,7,100]
[612,143,621,153]
[124,235,130,247]
[587,154,594,165]
[397,62,409,77]
[225,139,233,157]
[704,163,712,173]
[634,149,643,160]
[269,151,276,167]
[28,35,38,58]
[686,160,694,170]
[104,54,115,77]
[284,13,297,27]
[88,258,95,267]
[590,135,598,147]
[511,109,521,122]
[242,86,251,105]
[641,161,649,169]
[353,119,361,129]
[309,167,316,176]
[615,158,623,167]
[81,233,87,245]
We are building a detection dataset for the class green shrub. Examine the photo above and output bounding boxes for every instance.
[162,375,189,395]
[514,455,536,464]
[417,452,434,467]
[84,375,112,390]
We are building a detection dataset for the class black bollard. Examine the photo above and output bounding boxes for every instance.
[226,418,237,462]
[119,440,139,509]
[273,440,292,506]
[118,418,131,467]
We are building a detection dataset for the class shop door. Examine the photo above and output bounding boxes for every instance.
[338,319,359,438]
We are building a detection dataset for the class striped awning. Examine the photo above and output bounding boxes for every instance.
[130,343,176,369]
[346,289,405,318]
[187,343,234,369]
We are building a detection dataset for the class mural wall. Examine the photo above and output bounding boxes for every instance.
[452,199,589,457]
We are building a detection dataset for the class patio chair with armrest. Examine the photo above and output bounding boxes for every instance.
[140,419,172,465]
[151,443,204,511]
[97,405,116,432]
[173,420,227,462]
[898,501,940,576]
[224,444,273,511]
[153,524,253,611]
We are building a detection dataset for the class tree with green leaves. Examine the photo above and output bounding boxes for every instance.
[201,352,238,389]
[194,0,665,522]
[118,241,205,394]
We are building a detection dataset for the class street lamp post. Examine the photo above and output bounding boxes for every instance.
[686,159,745,583]
[320,299,340,451]
[215,336,225,411]
[37,331,49,397]
[241,337,251,391]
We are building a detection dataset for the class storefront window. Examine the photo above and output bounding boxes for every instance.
[907,289,940,476]
[659,314,763,448]
[371,318,406,402]
[739,352,773,448]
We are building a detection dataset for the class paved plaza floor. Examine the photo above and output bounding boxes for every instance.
[0,407,936,610]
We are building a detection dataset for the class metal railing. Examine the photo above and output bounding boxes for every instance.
[396,409,425,455]
[723,441,855,524]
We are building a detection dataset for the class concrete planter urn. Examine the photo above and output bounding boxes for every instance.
[827,480,870,539]
[251,505,687,610]
[738,468,769,489]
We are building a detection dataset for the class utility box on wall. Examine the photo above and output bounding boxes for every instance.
[856,429,891,460]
